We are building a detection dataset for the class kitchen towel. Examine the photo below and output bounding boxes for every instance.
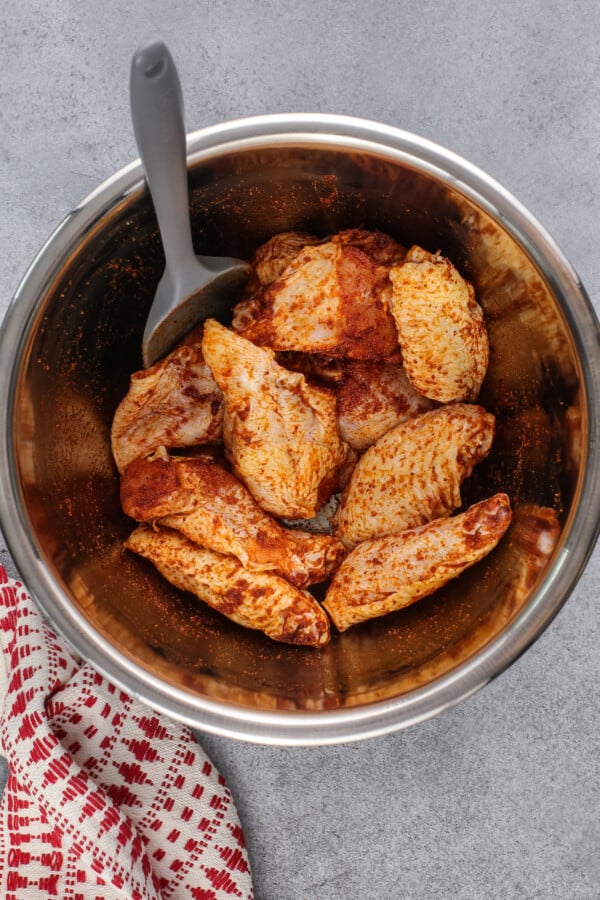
[0,566,254,899]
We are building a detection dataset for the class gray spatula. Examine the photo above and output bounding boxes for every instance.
[130,41,249,367]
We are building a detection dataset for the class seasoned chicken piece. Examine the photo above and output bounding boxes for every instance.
[336,359,436,451]
[389,245,489,402]
[111,339,223,473]
[244,230,320,294]
[334,403,495,547]
[120,453,346,587]
[125,525,330,646]
[330,228,406,266]
[237,228,405,312]
[324,493,512,631]
[202,319,350,518]
[231,238,399,360]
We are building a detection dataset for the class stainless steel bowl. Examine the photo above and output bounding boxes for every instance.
[1,114,599,745]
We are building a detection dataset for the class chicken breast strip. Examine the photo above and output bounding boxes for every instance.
[202,319,350,518]
[125,525,331,647]
[334,403,495,547]
[324,493,512,631]
[389,245,489,402]
[120,452,346,587]
[111,338,223,473]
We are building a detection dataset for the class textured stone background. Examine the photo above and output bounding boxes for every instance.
[1,2,599,897]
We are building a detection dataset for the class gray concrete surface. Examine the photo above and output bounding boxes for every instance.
[1,2,599,897]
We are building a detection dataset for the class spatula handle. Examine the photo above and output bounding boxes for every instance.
[130,41,196,272]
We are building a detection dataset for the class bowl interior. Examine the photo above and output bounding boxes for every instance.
[9,133,586,719]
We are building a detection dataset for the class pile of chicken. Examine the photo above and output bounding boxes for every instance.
[111,229,512,647]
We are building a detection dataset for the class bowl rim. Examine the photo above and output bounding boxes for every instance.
[1,112,599,745]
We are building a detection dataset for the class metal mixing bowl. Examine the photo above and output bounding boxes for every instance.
[1,114,599,745]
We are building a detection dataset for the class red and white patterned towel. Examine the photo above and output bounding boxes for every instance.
[0,566,254,899]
